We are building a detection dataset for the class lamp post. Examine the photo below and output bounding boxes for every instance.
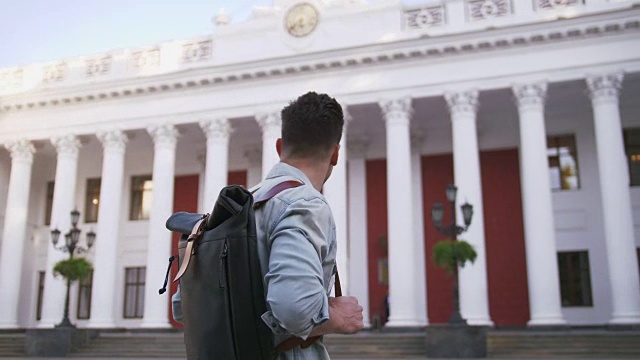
[50,209,96,328]
[431,184,474,325]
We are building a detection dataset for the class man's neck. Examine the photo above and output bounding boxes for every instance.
[281,158,328,192]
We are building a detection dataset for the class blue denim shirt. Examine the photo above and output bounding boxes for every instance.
[254,162,337,359]
[173,162,337,359]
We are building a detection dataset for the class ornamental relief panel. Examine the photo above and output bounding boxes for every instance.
[182,40,213,63]
[85,56,112,77]
[131,48,160,70]
[467,0,512,21]
[43,63,67,83]
[537,0,582,10]
[0,68,23,91]
[404,6,445,29]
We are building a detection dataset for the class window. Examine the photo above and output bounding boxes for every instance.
[44,182,54,225]
[84,178,101,223]
[558,251,593,307]
[547,135,580,191]
[130,175,153,220]
[76,271,93,319]
[124,267,145,318]
[36,271,45,320]
[623,128,640,186]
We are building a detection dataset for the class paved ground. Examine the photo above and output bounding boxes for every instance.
[1,357,636,359]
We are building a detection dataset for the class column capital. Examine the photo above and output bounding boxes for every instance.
[97,130,128,152]
[342,105,353,129]
[5,139,35,163]
[51,134,81,157]
[256,111,281,133]
[513,83,547,110]
[445,90,479,115]
[587,72,623,104]
[199,118,232,140]
[379,97,413,126]
[147,124,179,148]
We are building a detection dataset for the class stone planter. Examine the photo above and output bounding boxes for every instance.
[25,327,94,357]
[426,324,487,358]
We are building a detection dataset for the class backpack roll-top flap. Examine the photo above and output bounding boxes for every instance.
[166,212,203,234]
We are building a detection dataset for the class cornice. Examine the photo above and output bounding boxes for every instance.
[1,10,638,114]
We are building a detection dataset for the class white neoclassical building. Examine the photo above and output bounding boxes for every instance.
[0,0,639,330]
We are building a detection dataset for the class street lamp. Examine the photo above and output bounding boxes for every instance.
[50,209,96,328]
[431,184,473,325]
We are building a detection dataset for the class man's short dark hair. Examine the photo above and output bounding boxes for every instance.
[280,92,344,159]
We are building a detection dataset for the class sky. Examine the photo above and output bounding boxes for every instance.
[0,0,424,69]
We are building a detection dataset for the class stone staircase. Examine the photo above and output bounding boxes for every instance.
[2,328,640,358]
[488,329,640,358]
[0,332,25,357]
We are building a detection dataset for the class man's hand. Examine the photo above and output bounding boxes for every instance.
[329,296,364,334]
[309,296,364,337]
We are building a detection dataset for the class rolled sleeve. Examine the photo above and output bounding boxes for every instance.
[261,197,332,340]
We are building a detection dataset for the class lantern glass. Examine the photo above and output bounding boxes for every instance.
[64,233,72,248]
[445,184,457,203]
[50,228,61,246]
[431,202,444,227]
[70,228,81,246]
[461,202,474,226]
[70,209,80,227]
[86,229,96,249]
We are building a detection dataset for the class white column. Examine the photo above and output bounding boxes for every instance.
[141,124,179,328]
[40,135,82,327]
[199,118,231,213]
[0,139,35,328]
[411,133,428,326]
[323,105,350,295]
[587,73,640,325]
[245,148,262,188]
[87,130,128,328]
[513,84,566,326]
[256,112,281,178]
[445,91,493,326]
[347,140,371,328]
[379,97,421,327]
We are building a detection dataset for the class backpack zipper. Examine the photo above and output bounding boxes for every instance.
[219,242,228,288]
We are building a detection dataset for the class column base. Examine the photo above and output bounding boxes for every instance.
[465,317,494,327]
[86,320,117,329]
[528,317,567,327]
[0,320,19,329]
[609,313,640,325]
[139,321,172,329]
[385,317,427,328]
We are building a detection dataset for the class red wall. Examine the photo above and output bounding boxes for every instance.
[365,159,389,326]
[228,170,248,187]
[480,149,529,326]
[366,150,530,326]
[422,154,455,324]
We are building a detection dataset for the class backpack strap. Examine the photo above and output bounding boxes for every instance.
[253,180,302,209]
[173,214,208,282]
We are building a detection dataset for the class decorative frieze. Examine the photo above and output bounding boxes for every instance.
[0,68,23,92]
[86,56,112,77]
[132,48,160,70]
[43,63,67,83]
[537,0,582,11]
[467,0,512,21]
[404,6,445,29]
[182,40,213,63]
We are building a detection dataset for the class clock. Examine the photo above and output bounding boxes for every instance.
[285,3,319,37]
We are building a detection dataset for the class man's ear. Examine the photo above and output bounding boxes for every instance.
[276,138,282,157]
[330,144,340,166]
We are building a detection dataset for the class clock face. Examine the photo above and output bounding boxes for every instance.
[285,3,319,37]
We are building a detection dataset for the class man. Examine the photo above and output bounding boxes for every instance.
[252,91,364,359]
